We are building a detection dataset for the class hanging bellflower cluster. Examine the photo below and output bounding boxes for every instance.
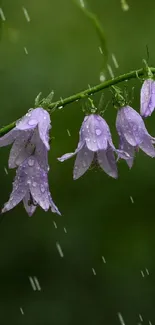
[1,66,155,216]
[0,108,60,216]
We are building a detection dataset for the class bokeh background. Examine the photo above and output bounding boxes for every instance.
[0,0,155,324]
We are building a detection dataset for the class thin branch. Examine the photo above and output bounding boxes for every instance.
[0,66,155,137]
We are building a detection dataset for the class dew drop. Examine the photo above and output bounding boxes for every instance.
[40,184,45,193]
[28,119,37,126]
[27,179,31,185]
[32,182,37,187]
[83,161,87,167]
[95,128,102,136]
[28,158,35,167]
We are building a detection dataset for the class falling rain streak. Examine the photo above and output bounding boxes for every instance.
[79,0,85,8]
[67,129,71,137]
[107,64,115,79]
[20,307,24,315]
[92,268,96,275]
[29,276,41,291]
[100,72,106,82]
[24,47,28,55]
[4,167,8,175]
[22,7,31,22]
[140,268,149,277]
[118,312,126,325]
[130,196,134,204]
[0,8,6,21]
[111,53,119,69]
[56,241,64,258]
[120,0,129,11]
[53,220,58,229]
[102,255,106,263]
[64,227,67,233]
[139,314,143,322]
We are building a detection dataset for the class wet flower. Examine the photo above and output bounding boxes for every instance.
[0,107,51,170]
[140,79,155,117]
[2,155,60,216]
[58,114,130,179]
[116,105,155,168]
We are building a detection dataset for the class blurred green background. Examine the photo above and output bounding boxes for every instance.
[0,0,155,324]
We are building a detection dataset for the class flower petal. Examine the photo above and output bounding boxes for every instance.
[23,191,37,216]
[81,114,109,151]
[16,107,51,150]
[118,135,135,168]
[58,141,84,162]
[139,134,155,157]
[73,145,94,180]
[0,128,19,147]
[116,106,148,146]
[26,156,59,213]
[97,148,118,178]
[9,130,33,168]
[2,165,28,213]
[48,194,61,215]
[140,79,155,117]
[31,129,49,171]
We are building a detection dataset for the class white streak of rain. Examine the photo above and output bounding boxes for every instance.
[130,196,134,204]
[67,129,71,137]
[99,46,103,55]
[107,64,114,79]
[20,307,24,315]
[92,268,96,275]
[145,268,149,275]
[56,241,64,258]
[22,7,31,22]
[100,72,106,82]
[24,47,28,55]
[139,314,143,322]
[102,256,106,263]
[121,0,129,11]
[53,221,57,229]
[79,0,85,8]
[111,53,119,69]
[118,312,126,325]
[4,167,8,175]
[29,276,37,291]
[140,270,145,278]
[64,227,67,233]
[33,276,41,291]
[0,8,6,21]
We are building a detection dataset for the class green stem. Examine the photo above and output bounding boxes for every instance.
[0,66,155,137]
[49,66,155,109]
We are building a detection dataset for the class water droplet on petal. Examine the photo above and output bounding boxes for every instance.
[40,184,45,193]
[33,182,37,187]
[28,158,35,166]
[27,179,31,185]
[28,119,37,126]
[83,161,87,167]
[95,128,102,136]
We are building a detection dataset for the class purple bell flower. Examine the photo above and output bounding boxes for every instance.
[2,155,60,216]
[140,79,155,117]
[58,114,130,179]
[0,107,60,216]
[116,105,155,168]
[0,107,51,169]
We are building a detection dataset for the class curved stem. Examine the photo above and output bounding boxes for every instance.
[0,66,155,137]
[49,67,155,109]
